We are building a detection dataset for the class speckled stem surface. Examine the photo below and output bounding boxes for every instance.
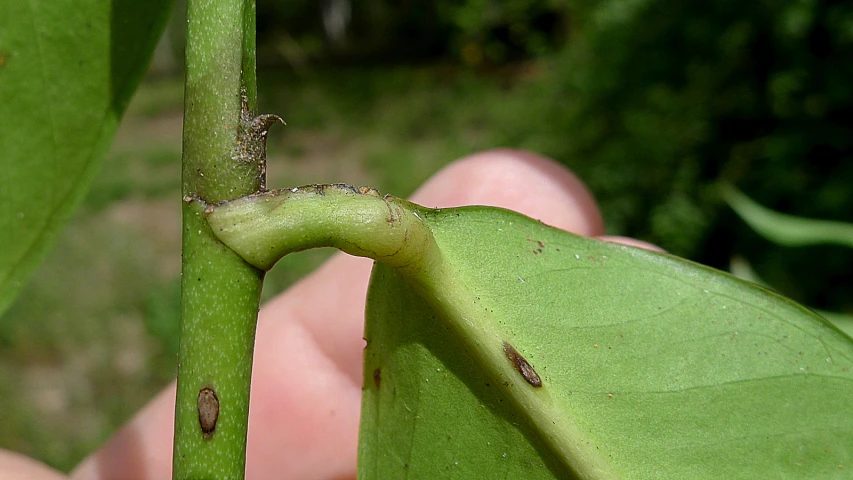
[174,0,265,477]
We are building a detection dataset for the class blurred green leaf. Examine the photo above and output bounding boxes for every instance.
[721,183,853,248]
[207,186,853,478]
[0,0,174,317]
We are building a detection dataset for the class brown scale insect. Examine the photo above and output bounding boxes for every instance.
[502,341,542,387]
[198,387,220,437]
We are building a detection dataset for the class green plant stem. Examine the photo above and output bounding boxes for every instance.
[174,0,264,477]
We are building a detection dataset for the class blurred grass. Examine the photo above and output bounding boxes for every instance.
[0,62,550,471]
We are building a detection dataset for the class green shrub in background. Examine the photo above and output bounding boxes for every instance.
[249,0,853,314]
[252,0,569,62]
[514,0,853,314]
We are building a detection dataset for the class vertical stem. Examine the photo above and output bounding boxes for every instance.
[174,0,262,477]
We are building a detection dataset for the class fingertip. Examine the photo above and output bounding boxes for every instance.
[411,148,604,236]
[0,450,65,480]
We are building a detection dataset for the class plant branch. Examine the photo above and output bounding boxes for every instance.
[174,0,278,477]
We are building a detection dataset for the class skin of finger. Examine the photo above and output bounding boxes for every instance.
[0,450,66,480]
[410,148,604,237]
[70,149,604,480]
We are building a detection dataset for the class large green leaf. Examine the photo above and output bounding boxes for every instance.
[206,185,853,478]
[0,0,174,317]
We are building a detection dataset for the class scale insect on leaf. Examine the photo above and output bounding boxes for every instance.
[502,341,542,387]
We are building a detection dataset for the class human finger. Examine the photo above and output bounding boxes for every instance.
[0,449,66,480]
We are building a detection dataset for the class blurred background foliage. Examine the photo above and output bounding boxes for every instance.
[250,0,853,311]
[247,0,853,312]
[2,0,851,471]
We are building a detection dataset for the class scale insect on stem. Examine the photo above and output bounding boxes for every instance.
[197,387,220,437]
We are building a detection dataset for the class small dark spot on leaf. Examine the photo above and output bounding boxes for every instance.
[198,387,219,437]
[537,240,544,248]
[373,368,381,389]
[502,341,542,387]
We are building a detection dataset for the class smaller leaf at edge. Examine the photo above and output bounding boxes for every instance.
[720,182,853,248]
[0,0,174,318]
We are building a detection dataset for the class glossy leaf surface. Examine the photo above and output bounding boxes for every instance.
[207,186,853,478]
[0,0,173,317]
